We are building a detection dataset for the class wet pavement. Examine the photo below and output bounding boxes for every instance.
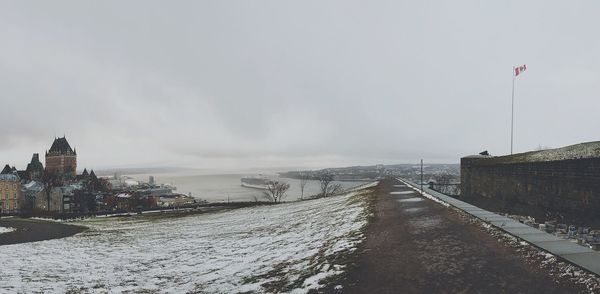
[343,178,584,293]
[402,178,600,276]
[0,218,86,246]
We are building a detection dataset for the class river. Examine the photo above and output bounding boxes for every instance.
[128,172,367,202]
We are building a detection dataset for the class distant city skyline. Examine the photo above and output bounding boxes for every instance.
[2,1,600,170]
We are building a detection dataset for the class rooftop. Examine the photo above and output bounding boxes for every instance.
[464,141,600,164]
[48,137,75,155]
[0,174,19,181]
[23,181,44,192]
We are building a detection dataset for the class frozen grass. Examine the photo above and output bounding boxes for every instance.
[0,226,15,234]
[0,184,376,294]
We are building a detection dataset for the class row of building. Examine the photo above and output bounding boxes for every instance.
[0,137,197,216]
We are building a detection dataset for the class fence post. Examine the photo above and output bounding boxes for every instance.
[420,159,423,194]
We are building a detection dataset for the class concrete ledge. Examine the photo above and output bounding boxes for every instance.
[562,253,600,273]
[533,241,593,255]
[399,178,600,276]
[515,233,560,242]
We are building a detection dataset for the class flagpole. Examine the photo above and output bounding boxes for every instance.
[511,66,515,155]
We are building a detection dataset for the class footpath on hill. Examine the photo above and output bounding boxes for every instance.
[341,178,588,293]
[0,218,86,246]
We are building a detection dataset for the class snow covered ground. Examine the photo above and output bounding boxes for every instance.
[0,183,376,293]
[472,141,600,163]
[0,226,15,234]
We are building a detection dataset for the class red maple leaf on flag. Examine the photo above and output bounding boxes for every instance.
[515,64,527,76]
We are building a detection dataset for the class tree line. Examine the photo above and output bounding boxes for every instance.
[262,172,343,203]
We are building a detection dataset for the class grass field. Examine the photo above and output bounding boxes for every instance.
[0,183,377,293]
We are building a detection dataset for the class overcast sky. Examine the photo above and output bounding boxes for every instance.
[1,1,599,171]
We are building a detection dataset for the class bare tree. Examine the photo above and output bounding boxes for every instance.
[41,171,61,212]
[431,173,460,195]
[318,172,343,197]
[263,181,291,203]
[318,172,333,197]
[328,183,343,196]
[299,172,308,200]
[433,173,453,186]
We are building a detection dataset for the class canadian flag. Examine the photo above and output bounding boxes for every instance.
[514,64,527,77]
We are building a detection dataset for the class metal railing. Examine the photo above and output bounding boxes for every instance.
[428,183,461,196]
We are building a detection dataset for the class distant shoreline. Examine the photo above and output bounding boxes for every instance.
[0,218,87,246]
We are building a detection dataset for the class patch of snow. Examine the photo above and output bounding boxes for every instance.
[390,191,414,195]
[481,141,600,163]
[349,181,379,192]
[0,227,15,234]
[526,142,600,162]
[291,267,343,294]
[0,188,372,293]
[396,179,451,208]
[404,207,424,213]
[398,198,424,203]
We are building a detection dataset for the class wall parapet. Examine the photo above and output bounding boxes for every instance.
[461,154,600,225]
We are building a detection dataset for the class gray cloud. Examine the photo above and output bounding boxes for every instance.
[2,1,600,170]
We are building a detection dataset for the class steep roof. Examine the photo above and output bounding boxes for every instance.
[26,153,44,171]
[48,137,75,154]
[1,164,12,174]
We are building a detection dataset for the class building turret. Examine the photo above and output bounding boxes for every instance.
[45,136,77,178]
[1,164,12,174]
[25,153,44,181]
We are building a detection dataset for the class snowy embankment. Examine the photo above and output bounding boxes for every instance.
[0,226,15,234]
[0,182,377,294]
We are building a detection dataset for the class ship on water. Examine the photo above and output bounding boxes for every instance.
[241,176,271,190]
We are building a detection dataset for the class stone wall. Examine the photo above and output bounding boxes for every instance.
[461,156,600,225]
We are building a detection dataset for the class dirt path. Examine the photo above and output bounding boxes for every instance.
[0,218,86,246]
[342,178,585,293]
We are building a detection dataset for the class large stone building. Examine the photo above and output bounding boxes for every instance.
[0,174,24,214]
[45,137,77,178]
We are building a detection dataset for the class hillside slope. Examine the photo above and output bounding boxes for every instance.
[0,183,377,293]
